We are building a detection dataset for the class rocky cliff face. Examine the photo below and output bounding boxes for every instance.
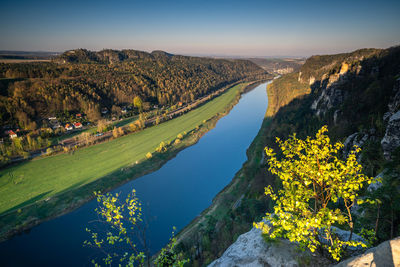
[304,49,400,162]
[381,78,400,159]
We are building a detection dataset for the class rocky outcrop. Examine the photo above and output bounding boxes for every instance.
[351,171,384,216]
[334,236,400,267]
[311,85,347,117]
[367,171,384,192]
[339,63,349,75]
[309,76,316,85]
[386,78,400,117]
[381,111,400,160]
[309,62,353,117]
[342,129,377,158]
[381,78,400,160]
[208,224,400,267]
[208,222,365,267]
[208,226,330,267]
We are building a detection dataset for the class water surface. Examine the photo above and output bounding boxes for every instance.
[0,82,269,266]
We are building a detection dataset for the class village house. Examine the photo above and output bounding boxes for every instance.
[73,122,82,129]
[48,117,62,129]
[65,124,74,131]
[9,130,17,139]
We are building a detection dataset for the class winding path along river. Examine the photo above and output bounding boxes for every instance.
[0,82,269,266]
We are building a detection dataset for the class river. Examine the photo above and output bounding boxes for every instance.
[0,82,269,266]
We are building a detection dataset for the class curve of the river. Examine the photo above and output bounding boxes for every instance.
[0,82,269,266]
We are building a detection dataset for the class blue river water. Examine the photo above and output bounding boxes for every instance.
[0,82,269,266]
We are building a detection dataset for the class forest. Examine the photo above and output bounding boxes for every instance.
[0,49,269,130]
[0,49,270,164]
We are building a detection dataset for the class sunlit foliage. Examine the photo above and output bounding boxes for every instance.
[85,189,145,266]
[85,189,188,266]
[255,126,376,261]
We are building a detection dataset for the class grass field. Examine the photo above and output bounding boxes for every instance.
[0,83,246,215]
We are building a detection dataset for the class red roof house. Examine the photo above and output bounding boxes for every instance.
[73,122,82,128]
[65,124,73,131]
[9,130,17,139]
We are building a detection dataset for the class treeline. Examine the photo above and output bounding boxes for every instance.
[0,49,270,130]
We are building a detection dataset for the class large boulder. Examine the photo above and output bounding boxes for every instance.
[334,236,400,267]
[208,226,330,267]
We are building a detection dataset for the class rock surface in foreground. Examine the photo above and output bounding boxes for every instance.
[208,226,329,267]
[334,236,400,267]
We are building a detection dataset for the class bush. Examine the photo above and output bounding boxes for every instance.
[85,190,189,266]
[156,141,167,153]
[46,147,54,155]
[255,126,376,261]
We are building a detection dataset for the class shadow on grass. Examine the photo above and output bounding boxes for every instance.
[0,190,53,216]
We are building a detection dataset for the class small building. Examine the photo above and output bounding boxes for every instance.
[65,124,74,131]
[121,107,127,114]
[9,130,17,139]
[76,113,82,118]
[51,122,62,129]
[48,116,57,120]
[101,108,109,114]
[73,122,82,129]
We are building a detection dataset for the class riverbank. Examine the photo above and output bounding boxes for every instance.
[0,80,267,243]
[4,79,247,168]
[174,80,280,265]
[174,74,313,266]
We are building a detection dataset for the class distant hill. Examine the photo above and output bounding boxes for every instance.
[56,49,176,64]
[247,57,305,74]
[0,48,271,130]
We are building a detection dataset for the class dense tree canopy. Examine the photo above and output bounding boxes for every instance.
[0,49,270,129]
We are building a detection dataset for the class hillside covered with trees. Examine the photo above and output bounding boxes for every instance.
[176,46,400,265]
[0,49,270,130]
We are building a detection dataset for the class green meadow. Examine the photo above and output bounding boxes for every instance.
[0,83,246,215]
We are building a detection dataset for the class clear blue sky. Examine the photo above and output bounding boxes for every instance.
[1,0,399,56]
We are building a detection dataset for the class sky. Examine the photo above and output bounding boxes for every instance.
[0,0,399,57]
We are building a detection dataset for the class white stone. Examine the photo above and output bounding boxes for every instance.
[334,237,400,267]
[208,224,330,267]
